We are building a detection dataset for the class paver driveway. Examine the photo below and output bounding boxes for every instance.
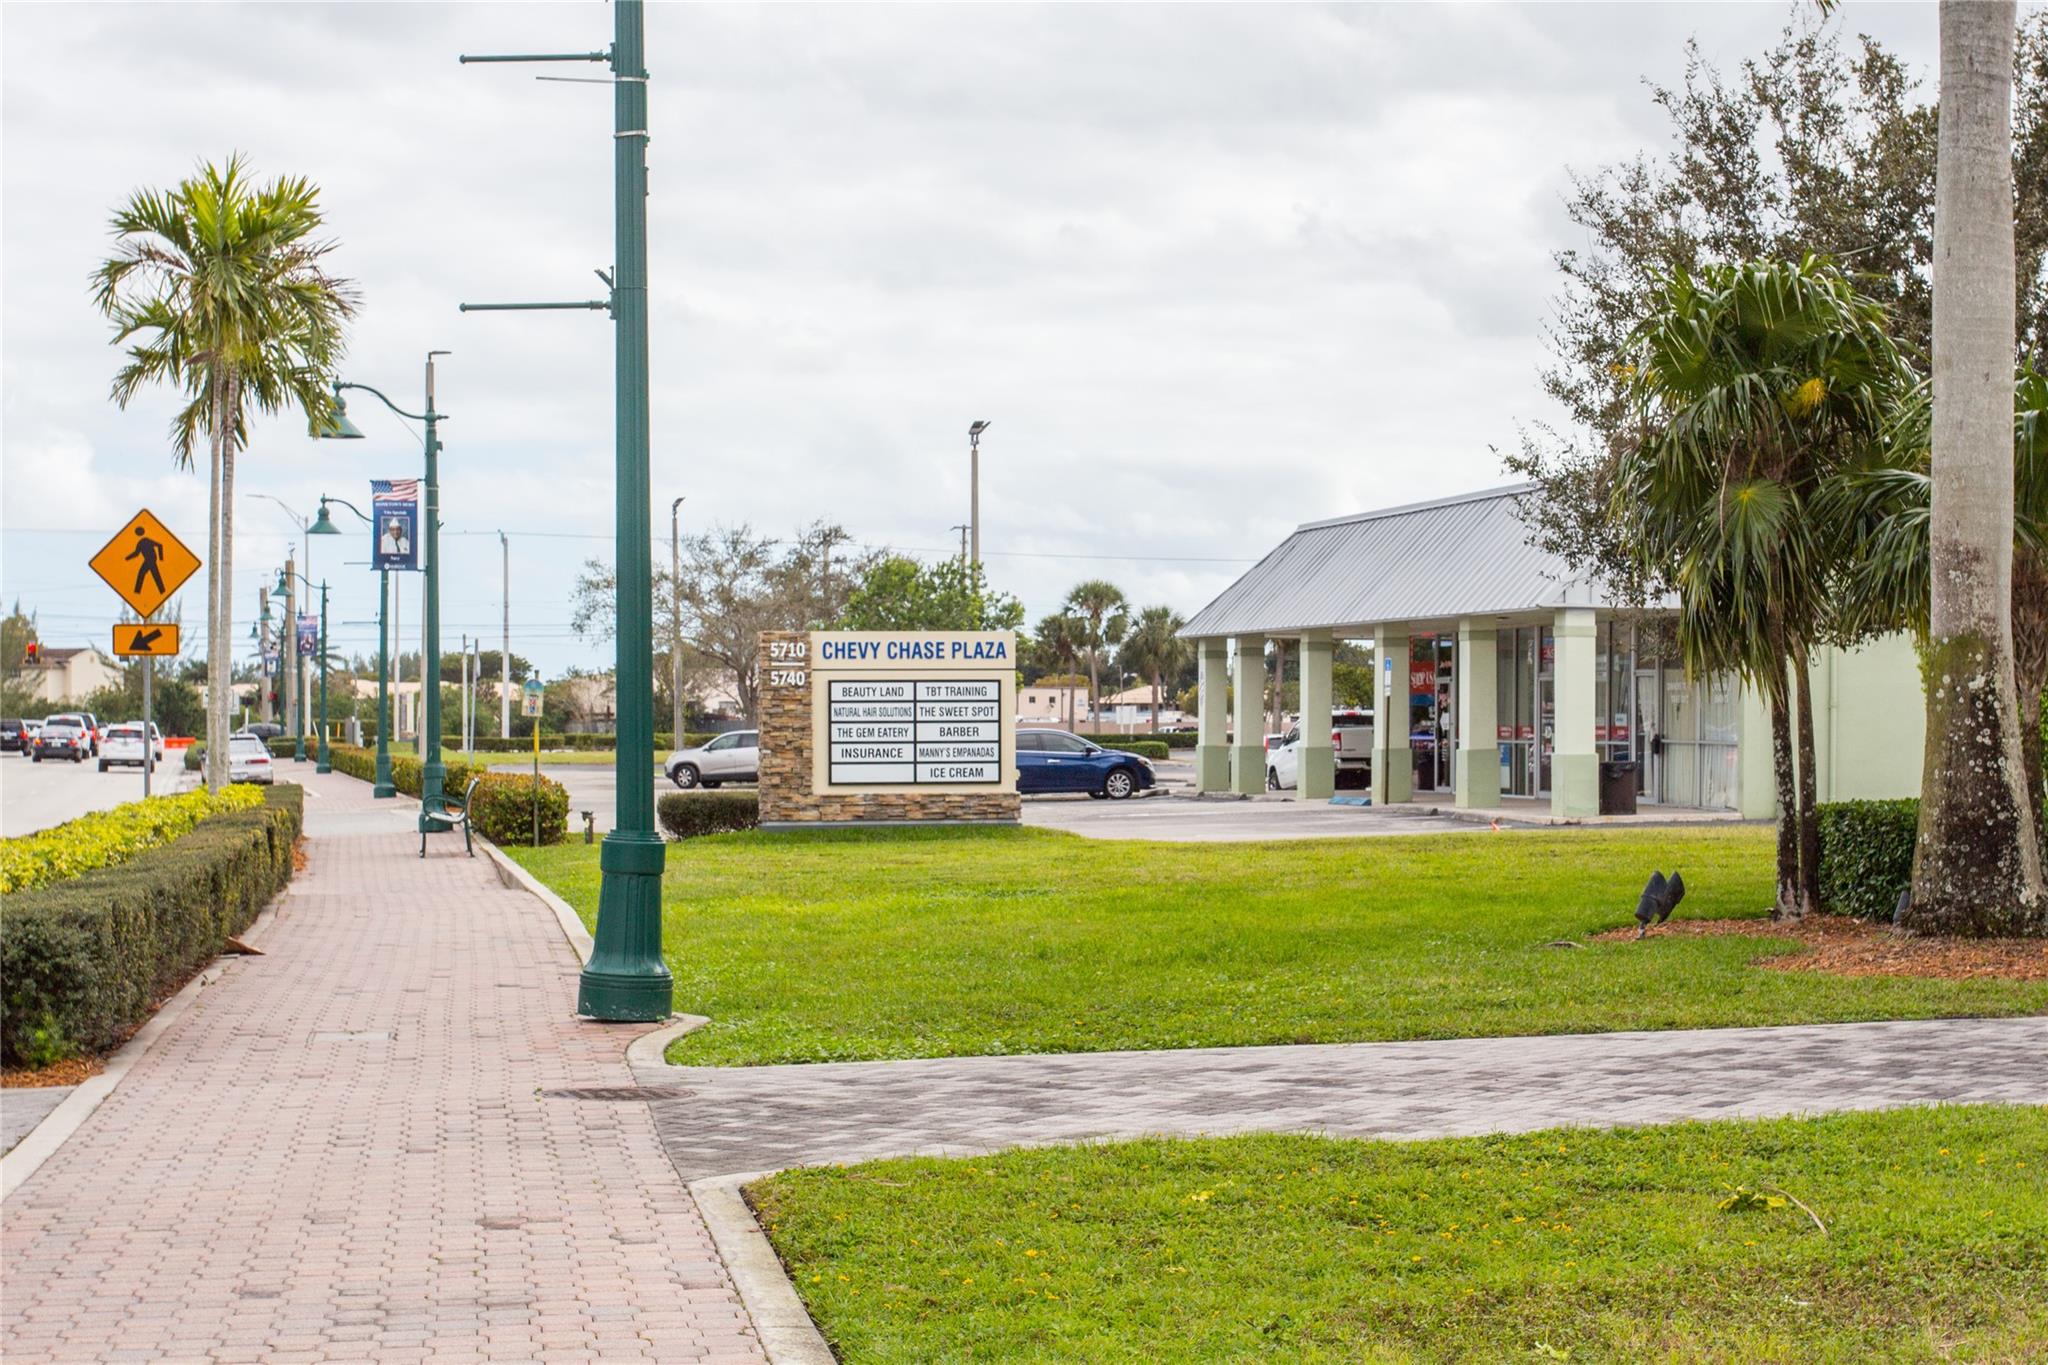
[1,772,764,1364]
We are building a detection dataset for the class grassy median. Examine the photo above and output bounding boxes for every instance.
[508,825,2047,1066]
[749,1104,2048,1363]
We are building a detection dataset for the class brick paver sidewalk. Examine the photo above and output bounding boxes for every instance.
[2,771,765,1364]
[642,1016,2048,1180]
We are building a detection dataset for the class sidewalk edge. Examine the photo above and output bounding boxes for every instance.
[689,1171,835,1365]
[626,1013,710,1073]
[479,839,595,964]
[0,886,277,1200]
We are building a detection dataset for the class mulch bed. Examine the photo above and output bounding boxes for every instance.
[1,1056,105,1089]
[1592,914,2048,981]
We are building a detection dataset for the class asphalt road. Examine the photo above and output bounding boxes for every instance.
[0,746,176,836]
[505,758,1484,844]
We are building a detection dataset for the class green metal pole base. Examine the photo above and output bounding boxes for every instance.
[578,831,672,1022]
[372,780,397,799]
[317,761,332,774]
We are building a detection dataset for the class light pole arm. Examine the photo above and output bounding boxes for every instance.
[321,494,373,524]
[335,381,433,424]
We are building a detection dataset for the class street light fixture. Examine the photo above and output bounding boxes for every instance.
[316,353,452,833]
[968,420,991,568]
[310,494,396,798]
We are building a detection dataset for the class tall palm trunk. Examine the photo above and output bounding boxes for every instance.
[1150,670,1162,734]
[2014,553,2048,838]
[1793,643,1822,916]
[1907,1,2045,934]
[1768,681,1801,920]
[1085,642,1101,736]
[218,433,237,775]
[204,377,229,794]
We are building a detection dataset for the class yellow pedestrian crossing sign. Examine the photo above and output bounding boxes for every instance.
[89,508,200,619]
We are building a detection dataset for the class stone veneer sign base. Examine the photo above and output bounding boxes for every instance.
[756,629,1021,828]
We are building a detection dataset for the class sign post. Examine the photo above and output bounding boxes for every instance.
[91,510,200,800]
[523,677,545,846]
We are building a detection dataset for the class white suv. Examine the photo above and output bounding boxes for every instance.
[665,730,759,789]
[99,723,156,771]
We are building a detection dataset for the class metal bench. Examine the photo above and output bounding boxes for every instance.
[420,776,480,858]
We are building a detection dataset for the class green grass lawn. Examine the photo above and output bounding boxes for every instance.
[509,826,2047,1067]
[750,1105,2048,1363]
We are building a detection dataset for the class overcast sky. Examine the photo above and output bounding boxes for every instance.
[1,2,1956,679]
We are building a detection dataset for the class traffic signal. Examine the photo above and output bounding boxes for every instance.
[23,642,38,663]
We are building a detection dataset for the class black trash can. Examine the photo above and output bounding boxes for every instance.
[1598,760,1638,815]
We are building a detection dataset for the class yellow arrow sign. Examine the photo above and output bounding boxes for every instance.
[89,508,201,619]
[112,622,182,657]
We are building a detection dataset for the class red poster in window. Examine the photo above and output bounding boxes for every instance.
[1497,725,1512,741]
[1409,666,1434,693]
[1516,725,1535,740]
[1612,724,1630,739]
[1595,723,1608,741]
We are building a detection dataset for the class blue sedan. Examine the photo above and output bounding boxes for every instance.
[1015,729,1156,799]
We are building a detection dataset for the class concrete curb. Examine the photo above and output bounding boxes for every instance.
[689,1172,837,1365]
[1,886,291,1200]
[626,1013,710,1072]
[478,839,595,964]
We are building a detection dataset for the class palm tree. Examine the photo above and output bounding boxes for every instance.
[1613,256,1911,919]
[1117,606,1189,733]
[93,156,357,792]
[1033,611,1085,731]
[1063,580,1129,734]
[1831,366,2048,872]
[1912,1,2045,930]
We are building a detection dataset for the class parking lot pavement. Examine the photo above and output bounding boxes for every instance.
[0,747,181,836]
[1022,793,1480,842]
[492,761,689,836]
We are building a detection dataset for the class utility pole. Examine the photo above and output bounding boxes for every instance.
[951,524,969,568]
[818,525,849,619]
[500,530,512,740]
[258,586,272,724]
[460,634,471,755]
[670,497,685,746]
[460,1,671,1021]
[968,419,990,567]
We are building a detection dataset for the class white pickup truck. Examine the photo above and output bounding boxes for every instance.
[1267,710,1375,791]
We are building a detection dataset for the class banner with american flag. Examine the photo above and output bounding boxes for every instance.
[370,479,419,571]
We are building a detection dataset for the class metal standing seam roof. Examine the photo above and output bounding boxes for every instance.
[1178,484,1614,639]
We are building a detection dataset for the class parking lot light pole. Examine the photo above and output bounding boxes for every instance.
[278,568,331,772]
[312,495,396,797]
[460,0,672,1023]
[315,354,452,826]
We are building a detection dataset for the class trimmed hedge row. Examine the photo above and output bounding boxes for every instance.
[461,731,718,753]
[2,785,304,1066]
[1081,730,1197,749]
[657,791,760,839]
[1092,739,1170,760]
[1817,798,1918,921]
[1,787,264,894]
[322,744,568,846]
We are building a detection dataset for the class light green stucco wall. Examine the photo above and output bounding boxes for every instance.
[1738,632,1925,818]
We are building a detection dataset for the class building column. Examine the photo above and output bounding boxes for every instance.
[1296,630,1334,799]
[1230,634,1266,795]
[1195,637,1231,793]
[1371,625,1412,806]
[1551,607,1598,817]
[1454,619,1499,809]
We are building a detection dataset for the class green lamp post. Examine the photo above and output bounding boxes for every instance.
[310,495,396,798]
[458,0,672,1022]
[277,568,331,772]
[314,354,452,829]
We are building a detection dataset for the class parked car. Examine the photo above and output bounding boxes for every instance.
[32,716,90,763]
[73,711,103,755]
[1269,710,1377,792]
[237,722,284,742]
[0,718,24,753]
[99,722,155,771]
[665,730,759,789]
[1015,729,1155,800]
[227,732,275,785]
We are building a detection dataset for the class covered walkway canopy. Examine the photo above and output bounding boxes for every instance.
[1179,484,1685,816]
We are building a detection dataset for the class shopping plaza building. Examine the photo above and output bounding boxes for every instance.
[1178,484,1922,818]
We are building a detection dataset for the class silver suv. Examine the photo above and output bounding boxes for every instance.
[664,730,759,789]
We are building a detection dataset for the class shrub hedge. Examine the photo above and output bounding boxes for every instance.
[1081,730,1196,749]
[323,743,568,846]
[657,791,760,839]
[1816,798,1918,921]
[1,785,303,1066]
[0,787,264,894]
[1092,739,1170,760]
